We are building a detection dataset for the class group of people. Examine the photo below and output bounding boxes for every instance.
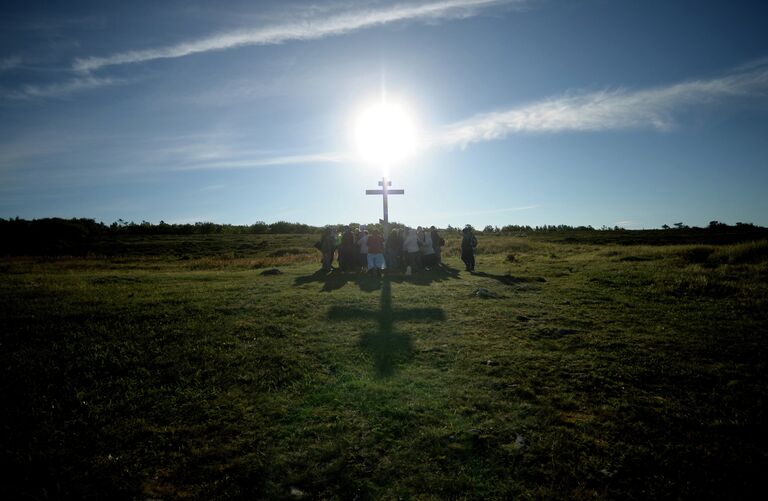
[317,225,478,275]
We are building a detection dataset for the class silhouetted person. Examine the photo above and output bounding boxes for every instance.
[421,227,436,269]
[340,226,357,272]
[366,229,385,276]
[357,229,369,273]
[416,226,426,270]
[461,225,477,271]
[430,226,444,266]
[320,227,335,272]
[385,228,403,272]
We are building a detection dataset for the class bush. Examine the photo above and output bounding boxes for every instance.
[679,246,715,264]
[714,240,768,265]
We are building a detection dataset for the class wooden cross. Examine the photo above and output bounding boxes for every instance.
[328,278,444,376]
[366,177,404,238]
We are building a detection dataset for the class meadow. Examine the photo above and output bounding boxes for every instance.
[1,232,767,499]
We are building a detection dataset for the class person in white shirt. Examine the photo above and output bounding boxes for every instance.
[402,228,420,275]
[357,229,369,273]
[421,230,436,269]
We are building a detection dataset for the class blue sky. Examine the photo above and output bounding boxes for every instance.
[1,0,767,229]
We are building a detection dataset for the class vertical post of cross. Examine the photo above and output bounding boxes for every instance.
[380,177,389,238]
[366,178,404,239]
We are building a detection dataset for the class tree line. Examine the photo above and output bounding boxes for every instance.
[0,218,322,255]
[1,217,765,256]
[1,217,763,238]
[0,217,322,237]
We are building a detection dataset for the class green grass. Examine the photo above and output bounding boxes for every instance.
[1,236,767,499]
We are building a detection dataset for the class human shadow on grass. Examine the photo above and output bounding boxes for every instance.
[327,277,445,377]
[294,264,461,292]
[387,263,462,286]
[293,269,382,292]
[471,271,547,286]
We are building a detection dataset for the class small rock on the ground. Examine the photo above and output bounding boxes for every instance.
[260,268,283,276]
[473,287,500,298]
[290,486,306,498]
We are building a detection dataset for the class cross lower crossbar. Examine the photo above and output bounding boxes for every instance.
[366,189,404,195]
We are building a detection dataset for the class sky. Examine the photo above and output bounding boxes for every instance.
[1,0,767,229]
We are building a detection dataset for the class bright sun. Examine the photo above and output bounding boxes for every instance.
[353,100,418,167]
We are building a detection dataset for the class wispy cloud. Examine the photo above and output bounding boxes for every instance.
[172,151,353,170]
[0,56,24,72]
[147,62,768,171]
[435,63,768,147]
[446,205,541,217]
[1,76,118,100]
[73,0,519,72]
[192,184,227,193]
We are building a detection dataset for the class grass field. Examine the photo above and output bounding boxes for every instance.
[2,233,767,499]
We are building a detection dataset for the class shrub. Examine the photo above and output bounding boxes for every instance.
[679,246,714,264]
[268,247,311,257]
[714,240,768,265]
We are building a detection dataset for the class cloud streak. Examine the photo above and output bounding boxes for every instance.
[0,56,24,72]
[73,0,518,72]
[151,62,768,171]
[171,151,353,171]
[436,64,768,147]
[447,205,541,217]
[1,76,118,100]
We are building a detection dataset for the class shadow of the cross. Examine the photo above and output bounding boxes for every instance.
[471,271,547,286]
[327,277,445,377]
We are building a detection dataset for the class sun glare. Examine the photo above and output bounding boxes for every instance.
[353,100,418,167]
